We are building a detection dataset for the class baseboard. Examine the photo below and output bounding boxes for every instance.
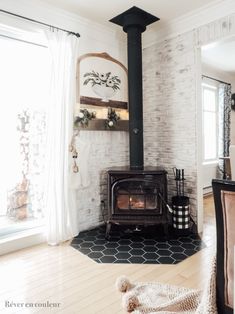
[203,186,212,196]
[0,227,46,256]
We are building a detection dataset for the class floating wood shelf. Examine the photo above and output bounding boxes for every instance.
[80,96,128,110]
[74,119,129,131]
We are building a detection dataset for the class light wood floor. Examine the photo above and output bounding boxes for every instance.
[0,196,216,314]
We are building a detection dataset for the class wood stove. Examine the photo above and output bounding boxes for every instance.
[105,8,168,238]
[106,167,168,238]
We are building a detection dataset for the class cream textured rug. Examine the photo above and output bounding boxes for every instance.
[116,256,217,314]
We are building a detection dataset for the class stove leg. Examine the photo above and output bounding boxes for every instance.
[105,222,112,240]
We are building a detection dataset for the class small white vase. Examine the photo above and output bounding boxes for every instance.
[92,84,116,102]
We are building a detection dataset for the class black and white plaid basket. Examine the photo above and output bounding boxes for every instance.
[172,196,190,230]
[172,204,190,229]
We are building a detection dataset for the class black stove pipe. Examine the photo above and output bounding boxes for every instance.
[110,7,159,170]
[127,25,144,169]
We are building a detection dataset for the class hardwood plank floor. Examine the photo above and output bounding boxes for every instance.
[0,195,215,314]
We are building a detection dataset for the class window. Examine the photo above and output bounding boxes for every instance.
[202,83,218,163]
[0,30,50,238]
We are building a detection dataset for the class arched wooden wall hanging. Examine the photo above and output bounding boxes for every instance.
[76,52,128,110]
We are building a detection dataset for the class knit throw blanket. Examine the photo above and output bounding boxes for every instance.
[115,256,217,314]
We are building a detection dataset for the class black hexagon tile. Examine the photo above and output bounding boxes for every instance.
[71,225,206,264]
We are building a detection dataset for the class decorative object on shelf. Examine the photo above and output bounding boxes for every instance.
[77,52,128,109]
[75,53,128,131]
[105,107,120,129]
[83,71,121,102]
[74,109,96,128]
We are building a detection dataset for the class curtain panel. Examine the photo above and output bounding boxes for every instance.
[44,29,79,245]
[218,83,231,179]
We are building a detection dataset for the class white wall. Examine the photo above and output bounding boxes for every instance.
[202,162,218,189]
[143,30,199,225]
[202,64,235,92]
[0,0,126,61]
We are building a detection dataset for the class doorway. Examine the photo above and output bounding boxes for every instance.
[201,37,235,195]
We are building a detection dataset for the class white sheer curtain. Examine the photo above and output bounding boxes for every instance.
[44,29,79,245]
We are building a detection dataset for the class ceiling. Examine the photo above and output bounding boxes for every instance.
[39,0,235,74]
[202,38,235,74]
[41,0,221,29]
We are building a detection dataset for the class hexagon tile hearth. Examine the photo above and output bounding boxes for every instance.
[71,226,205,264]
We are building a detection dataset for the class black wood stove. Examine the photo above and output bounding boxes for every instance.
[106,167,168,238]
[106,8,168,238]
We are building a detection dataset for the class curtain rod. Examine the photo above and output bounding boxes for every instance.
[0,9,80,38]
[202,75,231,85]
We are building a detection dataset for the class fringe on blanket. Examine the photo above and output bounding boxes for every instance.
[115,255,217,314]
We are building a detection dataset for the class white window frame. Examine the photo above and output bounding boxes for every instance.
[202,83,219,164]
[0,22,48,241]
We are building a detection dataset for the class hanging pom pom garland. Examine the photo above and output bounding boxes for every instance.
[70,131,79,173]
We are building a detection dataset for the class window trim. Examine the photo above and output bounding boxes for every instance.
[0,30,49,241]
[0,16,47,47]
[202,83,219,163]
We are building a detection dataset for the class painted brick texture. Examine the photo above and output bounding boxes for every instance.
[78,31,199,231]
[77,131,128,231]
[143,31,198,220]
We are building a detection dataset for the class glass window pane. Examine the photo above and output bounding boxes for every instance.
[204,112,217,160]
[203,89,216,111]
[0,37,49,238]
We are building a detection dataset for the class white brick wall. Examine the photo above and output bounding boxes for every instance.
[77,131,128,231]
[78,28,199,231]
[143,13,235,227]
[143,31,198,221]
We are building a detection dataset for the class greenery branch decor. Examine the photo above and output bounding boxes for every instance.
[74,109,96,128]
[105,108,120,129]
[83,71,121,91]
